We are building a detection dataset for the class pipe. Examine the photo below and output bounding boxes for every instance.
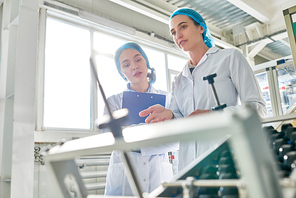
[236,29,287,47]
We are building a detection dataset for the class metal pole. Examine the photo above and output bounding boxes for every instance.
[89,58,113,119]
[89,57,143,197]
[120,151,143,198]
[210,83,221,106]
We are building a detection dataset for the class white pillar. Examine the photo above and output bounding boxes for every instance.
[0,0,39,197]
[10,1,39,197]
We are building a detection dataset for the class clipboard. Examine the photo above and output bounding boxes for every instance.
[122,91,166,125]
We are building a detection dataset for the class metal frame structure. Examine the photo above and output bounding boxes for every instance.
[252,57,294,117]
[283,5,296,70]
[44,105,284,198]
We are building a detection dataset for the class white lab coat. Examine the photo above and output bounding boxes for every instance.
[168,46,267,171]
[103,85,178,196]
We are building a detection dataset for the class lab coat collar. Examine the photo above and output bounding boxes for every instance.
[207,46,219,54]
[183,46,220,78]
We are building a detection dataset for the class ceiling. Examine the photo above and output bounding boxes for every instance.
[108,0,295,64]
[50,0,296,64]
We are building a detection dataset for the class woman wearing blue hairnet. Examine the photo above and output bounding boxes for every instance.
[103,42,178,196]
[140,8,267,171]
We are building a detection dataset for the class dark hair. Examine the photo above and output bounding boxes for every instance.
[191,18,200,27]
[188,16,204,39]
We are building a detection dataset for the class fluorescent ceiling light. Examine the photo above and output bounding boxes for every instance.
[110,0,169,24]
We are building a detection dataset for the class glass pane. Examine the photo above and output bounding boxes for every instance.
[95,55,126,121]
[277,64,296,115]
[93,32,127,121]
[170,73,177,92]
[93,32,125,54]
[142,47,167,91]
[255,72,273,117]
[167,54,188,72]
[44,18,91,129]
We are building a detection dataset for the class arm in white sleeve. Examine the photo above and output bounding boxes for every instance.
[137,91,179,156]
[223,50,267,118]
[140,90,179,156]
[168,79,184,119]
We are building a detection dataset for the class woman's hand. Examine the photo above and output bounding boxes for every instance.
[139,104,173,123]
[186,109,210,117]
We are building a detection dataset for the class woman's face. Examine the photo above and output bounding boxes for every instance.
[119,48,148,85]
[169,15,205,52]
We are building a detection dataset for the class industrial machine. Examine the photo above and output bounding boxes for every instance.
[43,104,296,198]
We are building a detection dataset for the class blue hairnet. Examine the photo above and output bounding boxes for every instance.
[170,8,215,48]
[114,42,155,84]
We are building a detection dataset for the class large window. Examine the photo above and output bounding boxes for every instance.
[41,14,185,131]
[277,64,296,115]
[167,54,188,72]
[93,32,127,122]
[142,47,167,91]
[167,54,188,92]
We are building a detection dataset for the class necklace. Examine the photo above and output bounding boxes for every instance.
[188,60,196,69]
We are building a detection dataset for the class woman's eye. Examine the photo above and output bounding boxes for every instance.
[123,63,129,67]
[171,31,176,36]
[181,25,187,29]
[136,58,141,62]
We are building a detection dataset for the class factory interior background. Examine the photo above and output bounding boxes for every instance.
[0,0,296,197]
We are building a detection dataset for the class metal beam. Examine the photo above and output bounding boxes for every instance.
[257,48,282,61]
[248,39,273,59]
[227,0,271,23]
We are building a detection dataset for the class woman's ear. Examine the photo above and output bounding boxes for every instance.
[200,26,205,34]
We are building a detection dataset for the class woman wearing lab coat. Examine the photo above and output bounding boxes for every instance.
[103,42,178,196]
[139,8,267,171]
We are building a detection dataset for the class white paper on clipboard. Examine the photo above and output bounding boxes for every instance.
[122,91,166,125]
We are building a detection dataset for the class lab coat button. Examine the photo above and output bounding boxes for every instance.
[144,179,146,182]
[143,162,146,165]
